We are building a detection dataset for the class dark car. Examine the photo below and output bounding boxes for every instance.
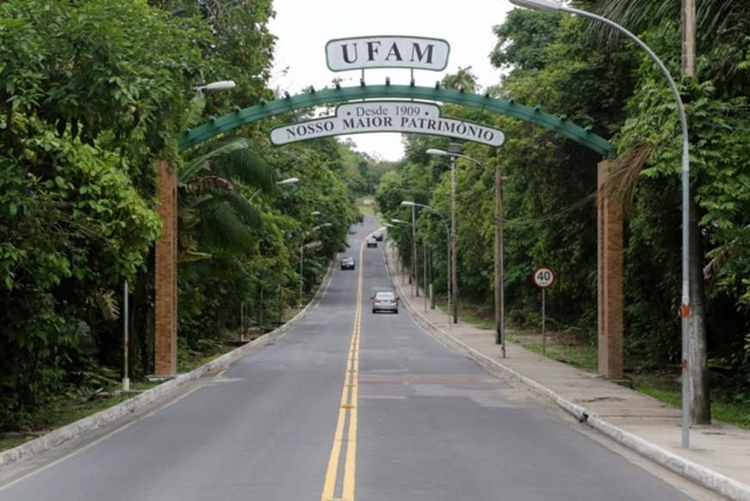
[366,237,377,248]
[340,257,355,270]
[371,291,399,314]
[373,231,383,242]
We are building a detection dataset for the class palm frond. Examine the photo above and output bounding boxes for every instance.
[210,143,276,192]
[94,290,119,321]
[197,202,254,251]
[224,189,262,228]
[599,143,654,217]
[588,0,746,48]
[181,95,207,131]
[179,250,214,264]
[182,175,234,195]
[180,138,255,183]
[703,225,750,287]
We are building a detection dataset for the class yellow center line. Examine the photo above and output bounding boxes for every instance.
[321,238,365,501]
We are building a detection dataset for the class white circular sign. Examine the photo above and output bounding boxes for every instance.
[532,266,556,289]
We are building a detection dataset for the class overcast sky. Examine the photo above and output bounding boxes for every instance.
[268,0,513,161]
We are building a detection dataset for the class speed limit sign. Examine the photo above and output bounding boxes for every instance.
[532,266,556,289]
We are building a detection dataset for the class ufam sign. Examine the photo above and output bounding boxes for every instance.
[326,36,450,72]
[273,35,504,147]
[271,101,505,147]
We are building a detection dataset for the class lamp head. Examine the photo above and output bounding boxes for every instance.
[278,177,299,185]
[509,0,561,11]
[400,201,416,207]
[200,80,237,92]
[426,148,449,157]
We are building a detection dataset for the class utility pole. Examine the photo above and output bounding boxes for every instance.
[494,159,505,357]
[682,0,710,425]
[299,237,304,309]
[412,203,418,298]
[448,142,463,323]
[681,0,696,78]
[423,240,428,311]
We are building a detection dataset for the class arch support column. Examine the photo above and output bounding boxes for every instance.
[155,161,178,376]
[597,160,624,379]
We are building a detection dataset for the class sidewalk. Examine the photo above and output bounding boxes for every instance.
[383,242,750,501]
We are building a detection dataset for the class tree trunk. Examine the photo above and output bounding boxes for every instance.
[689,198,711,423]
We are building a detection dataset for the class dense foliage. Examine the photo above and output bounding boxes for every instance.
[0,0,370,431]
[377,1,750,410]
[3,0,748,432]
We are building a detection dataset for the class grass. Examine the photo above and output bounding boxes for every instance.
[507,330,599,373]
[177,334,249,373]
[357,197,376,216]
[0,436,31,452]
[633,373,750,430]
[434,297,496,330]
[280,305,301,323]
[0,381,162,453]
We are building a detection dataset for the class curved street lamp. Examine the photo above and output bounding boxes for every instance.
[509,0,692,448]
[192,80,237,96]
[427,146,505,351]
[427,146,464,325]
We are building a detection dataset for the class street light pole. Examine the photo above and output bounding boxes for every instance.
[411,203,418,298]
[123,281,130,392]
[509,0,692,448]
[427,145,501,328]
[298,237,304,309]
[495,161,506,357]
[399,203,451,329]
[423,239,428,312]
[448,143,462,323]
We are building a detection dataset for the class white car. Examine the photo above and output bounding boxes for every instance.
[371,291,399,314]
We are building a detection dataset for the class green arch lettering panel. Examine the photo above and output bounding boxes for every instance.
[179,85,613,158]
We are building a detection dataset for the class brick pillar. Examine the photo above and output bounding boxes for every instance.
[155,161,178,376]
[597,160,624,379]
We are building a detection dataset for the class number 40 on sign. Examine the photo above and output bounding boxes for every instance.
[532,266,556,289]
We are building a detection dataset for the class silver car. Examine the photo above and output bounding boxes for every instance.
[371,291,399,314]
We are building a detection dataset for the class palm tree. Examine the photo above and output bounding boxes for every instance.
[178,136,276,261]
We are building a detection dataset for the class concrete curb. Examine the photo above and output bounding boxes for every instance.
[383,245,750,501]
[0,263,335,471]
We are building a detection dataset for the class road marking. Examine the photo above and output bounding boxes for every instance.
[321,239,365,501]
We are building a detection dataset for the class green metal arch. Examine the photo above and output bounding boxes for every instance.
[179,85,614,158]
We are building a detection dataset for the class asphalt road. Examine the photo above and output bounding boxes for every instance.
[0,215,695,500]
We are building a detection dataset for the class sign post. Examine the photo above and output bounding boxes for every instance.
[532,266,556,356]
